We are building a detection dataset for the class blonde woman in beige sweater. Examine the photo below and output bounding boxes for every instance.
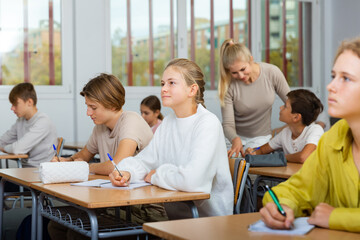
[219,39,290,158]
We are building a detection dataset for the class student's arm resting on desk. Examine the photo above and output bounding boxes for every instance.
[245,143,274,155]
[0,122,18,151]
[3,116,52,154]
[89,138,138,175]
[285,144,316,163]
[285,124,324,163]
[327,206,360,232]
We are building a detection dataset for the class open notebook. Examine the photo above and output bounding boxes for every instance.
[249,217,315,235]
[71,179,151,190]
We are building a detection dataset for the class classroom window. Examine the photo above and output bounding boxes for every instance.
[187,0,251,90]
[261,0,312,87]
[0,0,62,86]
[110,0,250,89]
[110,0,177,87]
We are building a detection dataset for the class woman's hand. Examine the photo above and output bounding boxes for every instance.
[307,203,334,228]
[109,170,131,187]
[260,202,294,229]
[144,170,156,183]
[228,137,244,158]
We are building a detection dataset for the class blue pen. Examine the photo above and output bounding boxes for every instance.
[251,147,260,153]
[52,144,60,162]
[107,153,123,177]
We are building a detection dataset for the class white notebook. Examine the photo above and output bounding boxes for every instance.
[248,217,315,235]
[71,179,151,190]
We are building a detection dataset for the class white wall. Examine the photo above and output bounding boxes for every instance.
[1,0,360,143]
[323,0,360,89]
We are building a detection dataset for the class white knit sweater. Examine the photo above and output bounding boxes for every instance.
[117,105,233,217]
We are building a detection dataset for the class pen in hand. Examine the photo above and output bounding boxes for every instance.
[251,147,261,153]
[107,153,123,177]
[52,144,60,162]
[265,185,286,217]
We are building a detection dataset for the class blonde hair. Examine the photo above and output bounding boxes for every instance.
[218,39,252,106]
[334,37,360,63]
[80,73,125,111]
[165,58,206,108]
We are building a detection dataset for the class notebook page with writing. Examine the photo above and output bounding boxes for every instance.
[248,217,315,235]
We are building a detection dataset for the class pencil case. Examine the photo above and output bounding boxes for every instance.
[39,161,89,184]
[245,152,287,167]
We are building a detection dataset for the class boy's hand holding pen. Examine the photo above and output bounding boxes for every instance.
[245,146,260,155]
[52,144,60,162]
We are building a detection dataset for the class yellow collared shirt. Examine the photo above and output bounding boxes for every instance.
[263,119,360,232]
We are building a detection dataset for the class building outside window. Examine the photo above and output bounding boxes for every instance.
[0,0,62,86]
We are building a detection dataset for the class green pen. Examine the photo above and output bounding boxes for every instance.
[265,185,286,217]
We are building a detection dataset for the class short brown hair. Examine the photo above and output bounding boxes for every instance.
[287,89,323,126]
[80,73,125,111]
[9,83,37,106]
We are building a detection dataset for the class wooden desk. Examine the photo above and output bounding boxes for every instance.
[0,168,40,185]
[31,179,210,240]
[63,142,86,152]
[143,212,360,240]
[0,153,29,168]
[0,168,40,240]
[30,183,209,209]
[248,162,302,179]
[0,153,29,160]
[249,163,303,211]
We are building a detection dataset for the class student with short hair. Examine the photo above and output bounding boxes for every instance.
[245,89,324,163]
[140,95,163,133]
[48,74,166,240]
[0,82,57,168]
[260,37,360,232]
[109,58,234,219]
[52,73,153,176]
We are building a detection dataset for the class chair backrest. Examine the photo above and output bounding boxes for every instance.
[57,137,65,156]
[234,162,251,214]
[228,158,247,213]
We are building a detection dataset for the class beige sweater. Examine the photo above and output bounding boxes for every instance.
[221,62,290,140]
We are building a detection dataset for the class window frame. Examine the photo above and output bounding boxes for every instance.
[251,0,321,94]
[0,0,74,99]
[106,0,321,96]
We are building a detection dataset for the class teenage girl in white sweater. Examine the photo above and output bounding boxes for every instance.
[110,58,234,218]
